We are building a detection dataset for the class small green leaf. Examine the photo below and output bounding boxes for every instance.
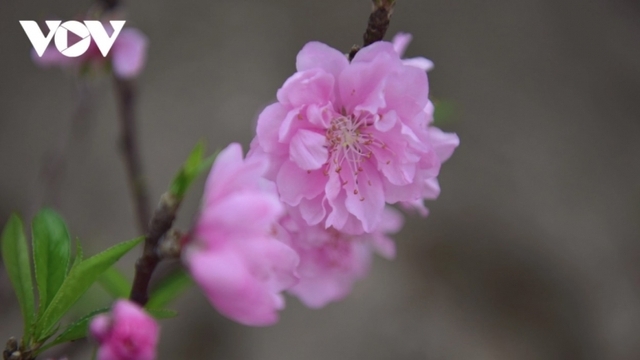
[32,209,71,315]
[145,308,178,319]
[146,270,193,309]
[35,237,143,340]
[185,141,205,173]
[169,142,216,200]
[98,267,131,299]
[1,214,36,343]
[37,307,109,355]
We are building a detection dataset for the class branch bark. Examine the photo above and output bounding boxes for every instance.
[349,0,396,61]
[129,193,180,305]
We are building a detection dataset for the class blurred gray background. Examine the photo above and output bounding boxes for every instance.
[1,0,640,359]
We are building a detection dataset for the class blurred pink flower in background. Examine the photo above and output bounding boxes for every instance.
[282,207,403,308]
[90,300,159,360]
[251,35,459,235]
[31,22,148,79]
[184,143,299,326]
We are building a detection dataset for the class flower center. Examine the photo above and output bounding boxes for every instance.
[323,113,387,201]
[325,114,374,172]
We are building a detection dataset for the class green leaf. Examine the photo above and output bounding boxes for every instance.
[146,270,193,309]
[32,209,71,315]
[1,214,36,343]
[169,142,216,200]
[37,307,109,355]
[35,237,143,340]
[145,308,178,319]
[98,267,131,299]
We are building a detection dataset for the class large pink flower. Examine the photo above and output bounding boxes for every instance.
[32,22,148,79]
[90,300,159,360]
[282,207,403,308]
[251,36,458,234]
[184,143,299,326]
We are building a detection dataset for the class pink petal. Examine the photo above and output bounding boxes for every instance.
[188,248,280,326]
[256,103,289,154]
[350,41,400,65]
[382,178,422,204]
[423,177,441,199]
[338,54,391,114]
[203,143,268,205]
[383,63,430,120]
[325,183,349,230]
[403,57,434,72]
[298,195,326,225]
[197,192,283,243]
[276,68,335,108]
[374,111,398,132]
[400,199,429,218]
[238,237,300,294]
[391,32,412,57]
[343,163,385,233]
[277,109,301,143]
[296,41,349,78]
[424,101,435,124]
[112,28,148,79]
[305,103,334,128]
[289,129,328,170]
[372,234,397,259]
[429,127,460,162]
[276,160,327,206]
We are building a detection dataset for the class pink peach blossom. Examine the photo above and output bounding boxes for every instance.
[90,300,159,360]
[251,37,458,235]
[184,143,299,326]
[282,207,403,308]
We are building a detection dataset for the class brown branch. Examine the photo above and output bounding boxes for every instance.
[129,193,180,305]
[349,0,397,61]
[114,78,152,234]
[115,76,174,306]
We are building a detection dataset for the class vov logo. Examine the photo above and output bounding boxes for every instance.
[20,20,126,58]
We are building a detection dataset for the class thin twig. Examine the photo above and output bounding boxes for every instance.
[113,78,151,234]
[349,0,396,61]
[130,193,180,305]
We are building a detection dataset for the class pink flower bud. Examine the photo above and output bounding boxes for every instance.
[90,300,159,360]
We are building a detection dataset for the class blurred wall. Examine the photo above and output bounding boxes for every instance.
[1,0,640,359]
